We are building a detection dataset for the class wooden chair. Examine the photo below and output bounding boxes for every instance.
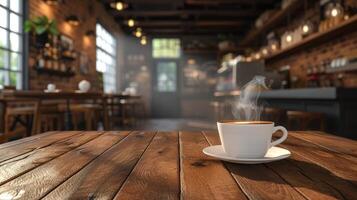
[262,107,286,125]
[119,99,136,126]
[287,111,325,131]
[35,102,63,133]
[58,103,103,130]
[0,99,39,143]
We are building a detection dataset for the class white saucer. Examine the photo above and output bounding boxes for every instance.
[44,89,60,93]
[203,145,291,164]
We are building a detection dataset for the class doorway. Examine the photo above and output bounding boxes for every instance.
[151,60,180,118]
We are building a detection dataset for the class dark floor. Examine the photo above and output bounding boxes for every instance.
[114,118,216,131]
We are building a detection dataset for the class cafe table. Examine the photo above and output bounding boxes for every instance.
[0,90,105,130]
[0,130,356,199]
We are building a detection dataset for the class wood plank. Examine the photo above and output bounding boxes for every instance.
[290,131,357,157]
[113,132,180,200]
[0,131,129,199]
[0,132,102,185]
[0,131,81,163]
[203,131,305,200]
[266,157,352,200]
[280,133,357,182]
[0,131,59,150]
[42,131,156,200]
[268,153,357,200]
[180,131,248,200]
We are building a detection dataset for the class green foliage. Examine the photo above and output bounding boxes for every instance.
[24,16,59,35]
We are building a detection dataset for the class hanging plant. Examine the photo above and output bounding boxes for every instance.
[24,16,59,47]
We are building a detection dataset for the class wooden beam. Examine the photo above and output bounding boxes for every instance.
[141,28,245,34]
[111,9,259,18]
[185,0,276,5]
[120,20,246,27]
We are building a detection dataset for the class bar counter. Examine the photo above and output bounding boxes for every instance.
[214,87,357,139]
[260,87,357,139]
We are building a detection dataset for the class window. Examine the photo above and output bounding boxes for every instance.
[152,38,180,58]
[157,61,177,92]
[0,0,23,89]
[96,23,117,93]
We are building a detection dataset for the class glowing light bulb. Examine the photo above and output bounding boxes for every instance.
[111,1,126,11]
[140,36,147,45]
[128,19,135,27]
[271,44,277,51]
[286,34,292,43]
[135,31,142,38]
[302,24,309,33]
[331,8,338,17]
[255,53,261,60]
[262,48,268,55]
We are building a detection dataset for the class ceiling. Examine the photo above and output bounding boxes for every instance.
[101,0,281,41]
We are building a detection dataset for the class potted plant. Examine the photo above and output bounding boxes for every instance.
[24,16,59,47]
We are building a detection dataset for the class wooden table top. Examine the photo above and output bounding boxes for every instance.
[0,131,356,199]
[0,90,103,100]
[0,90,140,100]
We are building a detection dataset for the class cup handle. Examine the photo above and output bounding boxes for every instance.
[270,126,288,147]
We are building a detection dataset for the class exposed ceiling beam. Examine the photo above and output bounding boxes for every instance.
[119,20,246,27]
[111,9,259,18]
[185,0,276,5]
[141,28,245,34]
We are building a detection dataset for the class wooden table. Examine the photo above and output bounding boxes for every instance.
[0,91,104,130]
[0,131,356,199]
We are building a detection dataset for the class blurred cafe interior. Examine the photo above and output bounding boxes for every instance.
[0,0,357,143]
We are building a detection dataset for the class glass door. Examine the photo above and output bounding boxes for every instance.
[152,60,180,118]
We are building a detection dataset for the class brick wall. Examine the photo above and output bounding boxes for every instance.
[265,1,357,88]
[28,0,124,91]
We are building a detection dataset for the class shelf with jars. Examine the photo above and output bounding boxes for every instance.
[265,14,357,63]
[244,1,356,64]
[31,34,77,77]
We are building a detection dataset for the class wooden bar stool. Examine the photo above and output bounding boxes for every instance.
[58,103,102,130]
[0,99,39,143]
[287,111,325,131]
[262,107,286,125]
[36,102,63,133]
[210,101,225,120]
[119,99,136,126]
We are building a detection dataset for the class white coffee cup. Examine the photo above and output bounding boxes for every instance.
[217,121,288,158]
[78,80,91,92]
[47,83,56,92]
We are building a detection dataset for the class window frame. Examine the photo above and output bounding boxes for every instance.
[0,0,27,89]
[152,38,181,59]
[95,22,117,93]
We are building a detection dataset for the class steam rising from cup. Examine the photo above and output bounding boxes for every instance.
[232,76,268,121]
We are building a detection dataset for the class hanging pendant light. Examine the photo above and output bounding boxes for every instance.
[127,19,135,27]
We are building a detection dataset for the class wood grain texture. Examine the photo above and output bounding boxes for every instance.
[180,131,247,200]
[203,131,306,200]
[0,131,59,149]
[280,133,357,181]
[283,152,357,200]
[0,131,80,163]
[0,132,101,185]
[0,130,356,200]
[42,131,155,200]
[0,131,129,199]
[291,131,357,158]
[114,132,180,200]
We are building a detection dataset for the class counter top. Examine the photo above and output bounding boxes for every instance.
[260,87,357,100]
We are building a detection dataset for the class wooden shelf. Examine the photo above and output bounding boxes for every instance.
[326,63,357,73]
[265,15,357,63]
[240,0,302,46]
[35,67,75,77]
